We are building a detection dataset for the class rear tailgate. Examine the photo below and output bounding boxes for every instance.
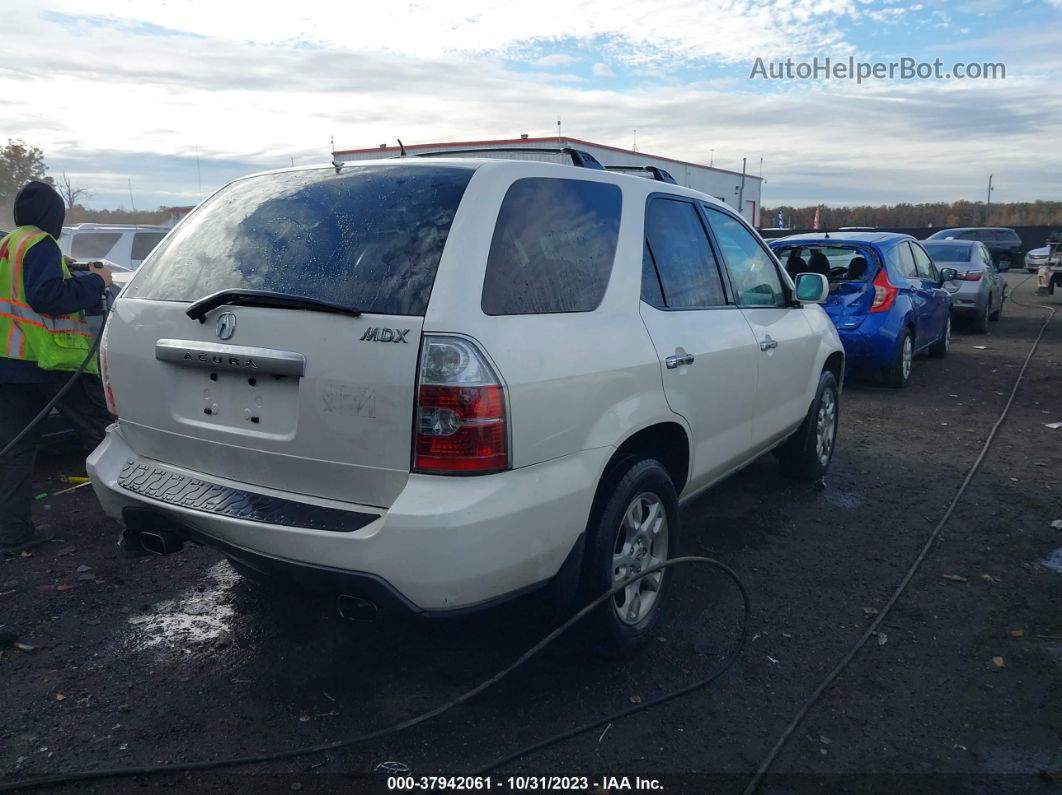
[105,301,422,507]
[106,163,474,509]
[825,279,874,329]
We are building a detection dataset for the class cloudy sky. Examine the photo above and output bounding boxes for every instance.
[5,0,1061,210]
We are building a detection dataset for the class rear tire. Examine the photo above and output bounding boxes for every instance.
[929,315,950,357]
[779,370,839,482]
[884,329,913,388]
[973,302,990,333]
[582,458,679,657]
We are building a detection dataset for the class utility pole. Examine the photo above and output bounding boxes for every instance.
[709,148,714,167]
[738,157,747,220]
[985,175,994,224]
[633,129,637,152]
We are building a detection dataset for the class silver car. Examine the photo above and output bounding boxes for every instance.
[1026,246,1049,274]
[923,239,1006,333]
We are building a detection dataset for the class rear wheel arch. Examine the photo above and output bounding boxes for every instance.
[603,422,691,497]
[579,422,690,560]
[823,351,844,387]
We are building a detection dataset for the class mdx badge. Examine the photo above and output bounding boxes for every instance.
[360,327,410,343]
[215,312,237,340]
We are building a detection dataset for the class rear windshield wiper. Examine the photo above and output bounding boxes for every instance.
[186,289,363,323]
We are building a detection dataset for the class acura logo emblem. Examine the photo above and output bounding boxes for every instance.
[215,312,237,340]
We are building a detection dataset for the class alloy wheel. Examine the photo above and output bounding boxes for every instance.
[816,387,838,468]
[612,492,669,626]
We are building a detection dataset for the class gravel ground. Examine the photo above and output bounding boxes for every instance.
[1,273,1059,794]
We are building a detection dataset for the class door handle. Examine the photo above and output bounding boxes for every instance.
[759,339,778,351]
[665,353,695,369]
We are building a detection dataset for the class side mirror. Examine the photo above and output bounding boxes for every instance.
[794,272,829,304]
[939,267,958,284]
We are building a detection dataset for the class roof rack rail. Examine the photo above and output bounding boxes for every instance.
[603,165,677,184]
[408,146,605,170]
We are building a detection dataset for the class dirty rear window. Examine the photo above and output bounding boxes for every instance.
[132,165,474,316]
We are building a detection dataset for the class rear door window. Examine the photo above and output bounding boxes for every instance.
[641,241,666,308]
[643,198,726,308]
[702,206,786,307]
[481,177,621,315]
[911,242,937,279]
[890,242,919,278]
[134,165,474,316]
[71,232,121,259]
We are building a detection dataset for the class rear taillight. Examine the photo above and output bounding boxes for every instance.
[956,271,983,281]
[870,268,898,313]
[413,336,507,475]
[99,338,118,416]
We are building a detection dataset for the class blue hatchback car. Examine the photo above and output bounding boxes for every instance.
[768,233,955,387]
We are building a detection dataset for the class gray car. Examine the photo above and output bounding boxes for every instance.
[923,240,1006,333]
[925,227,1023,270]
[1025,246,1049,273]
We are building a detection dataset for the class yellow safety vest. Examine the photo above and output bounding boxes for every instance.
[0,225,97,374]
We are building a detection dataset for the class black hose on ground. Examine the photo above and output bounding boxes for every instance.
[0,556,750,792]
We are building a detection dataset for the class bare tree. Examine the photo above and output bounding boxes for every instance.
[57,171,90,209]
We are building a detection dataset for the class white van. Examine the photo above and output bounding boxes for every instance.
[88,153,844,652]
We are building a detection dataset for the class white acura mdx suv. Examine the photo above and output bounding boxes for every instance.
[88,151,844,652]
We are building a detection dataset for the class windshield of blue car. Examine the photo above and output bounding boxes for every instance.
[924,243,973,263]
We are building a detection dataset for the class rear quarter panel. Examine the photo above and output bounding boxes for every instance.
[425,163,678,469]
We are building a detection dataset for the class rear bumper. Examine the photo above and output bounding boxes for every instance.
[834,318,900,371]
[946,289,988,316]
[89,425,608,613]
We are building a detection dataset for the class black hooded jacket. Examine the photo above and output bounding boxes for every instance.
[14,180,66,239]
[1,180,106,382]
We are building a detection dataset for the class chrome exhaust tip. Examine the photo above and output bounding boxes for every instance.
[139,530,185,556]
[337,594,378,622]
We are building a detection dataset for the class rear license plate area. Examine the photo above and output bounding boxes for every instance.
[164,367,300,436]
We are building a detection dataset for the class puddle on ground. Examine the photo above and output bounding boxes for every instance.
[126,560,236,649]
[1041,548,1062,574]
[820,489,864,509]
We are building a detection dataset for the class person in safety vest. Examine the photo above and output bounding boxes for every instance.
[1,181,115,555]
